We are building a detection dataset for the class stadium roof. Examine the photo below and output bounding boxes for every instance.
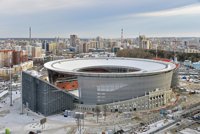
[44,58,176,77]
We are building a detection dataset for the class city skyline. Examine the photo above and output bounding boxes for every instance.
[1,0,200,38]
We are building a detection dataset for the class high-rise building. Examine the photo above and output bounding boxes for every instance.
[49,43,57,54]
[42,40,49,52]
[89,41,98,49]
[184,41,189,48]
[0,50,13,67]
[25,45,33,58]
[79,41,102,53]
[139,35,152,49]
[12,51,22,65]
[0,50,28,67]
[32,46,42,58]
[96,36,104,49]
[0,52,4,68]
[70,35,79,47]
[21,50,28,63]
[79,42,88,53]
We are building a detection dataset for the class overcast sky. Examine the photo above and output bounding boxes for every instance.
[0,0,200,38]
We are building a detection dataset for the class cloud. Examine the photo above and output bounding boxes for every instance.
[0,0,197,15]
[0,0,199,37]
[0,0,97,14]
[0,0,145,15]
[135,3,200,17]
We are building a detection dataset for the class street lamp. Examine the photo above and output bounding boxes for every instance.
[20,62,24,114]
[71,112,84,134]
[9,65,13,106]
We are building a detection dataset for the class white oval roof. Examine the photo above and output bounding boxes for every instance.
[44,58,176,76]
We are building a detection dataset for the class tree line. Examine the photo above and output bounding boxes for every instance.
[116,49,200,62]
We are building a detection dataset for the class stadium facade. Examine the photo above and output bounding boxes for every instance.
[44,58,176,105]
[22,71,78,116]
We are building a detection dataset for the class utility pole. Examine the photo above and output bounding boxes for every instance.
[9,57,13,106]
[79,117,81,134]
[113,114,116,133]
[76,115,82,134]
[20,62,24,114]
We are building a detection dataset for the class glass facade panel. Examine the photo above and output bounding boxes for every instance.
[78,71,173,105]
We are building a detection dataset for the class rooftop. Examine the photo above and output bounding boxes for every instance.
[44,58,176,76]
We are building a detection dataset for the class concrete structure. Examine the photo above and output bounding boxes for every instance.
[77,52,115,58]
[22,71,78,116]
[32,46,42,58]
[184,48,200,53]
[75,88,173,112]
[48,43,57,55]
[0,50,13,67]
[0,50,28,67]
[12,51,22,65]
[79,41,103,53]
[139,35,153,49]
[12,50,29,65]
[25,45,33,57]
[153,58,179,88]
[106,40,119,50]
[44,58,176,105]
[96,36,104,49]
[70,35,79,47]
[0,61,33,79]
[42,40,49,52]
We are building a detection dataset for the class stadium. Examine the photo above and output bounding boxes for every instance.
[44,58,176,105]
